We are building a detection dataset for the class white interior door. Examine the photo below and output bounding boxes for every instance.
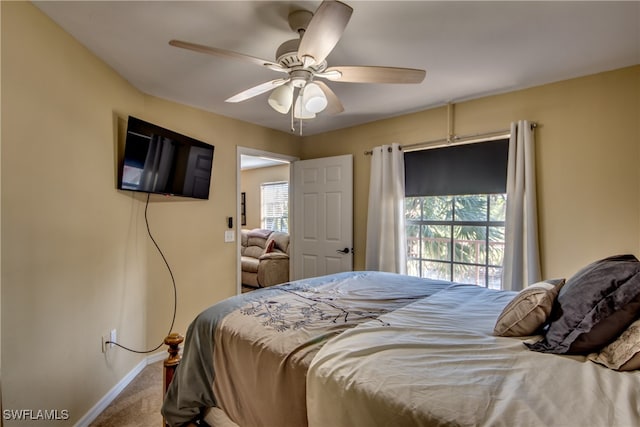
[292,154,353,280]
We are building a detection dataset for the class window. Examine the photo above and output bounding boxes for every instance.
[405,194,506,289]
[404,139,509,288]
[261,181,288,232]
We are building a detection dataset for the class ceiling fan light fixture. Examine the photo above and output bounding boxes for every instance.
[268,83,294,114]
[302,82,327,113]
[294,96,316,119]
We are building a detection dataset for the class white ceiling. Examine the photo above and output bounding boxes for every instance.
[240,154,290,170]
[35,1,639,136]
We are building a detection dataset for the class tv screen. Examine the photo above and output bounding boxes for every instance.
[118,116,214,199]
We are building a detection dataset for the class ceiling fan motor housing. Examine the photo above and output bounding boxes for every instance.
[275,9,327,74]
[275,38,327,74]
[276,39,304,68]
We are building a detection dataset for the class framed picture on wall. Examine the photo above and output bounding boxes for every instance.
[241,192,246,226]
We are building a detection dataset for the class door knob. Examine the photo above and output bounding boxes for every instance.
[336,248,351,254]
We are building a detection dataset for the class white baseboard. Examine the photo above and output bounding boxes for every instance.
[147,351,168,364]
[74,351,165,427]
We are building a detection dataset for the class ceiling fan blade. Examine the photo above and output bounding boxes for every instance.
[169,40,287,73]
[226,78,289,103]
[321,66,426,84]
[314,81,344,114]
[298,1,353,67]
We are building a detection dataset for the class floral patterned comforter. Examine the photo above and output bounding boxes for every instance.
[162,271,452,427]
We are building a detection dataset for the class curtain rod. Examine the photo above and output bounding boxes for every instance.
[364,122,538,155]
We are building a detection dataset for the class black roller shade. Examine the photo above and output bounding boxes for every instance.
[404,139,509,197]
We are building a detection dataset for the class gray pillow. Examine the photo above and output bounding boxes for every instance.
[526,254,640,354]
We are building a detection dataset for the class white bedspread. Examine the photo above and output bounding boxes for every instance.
[307,284,640,427]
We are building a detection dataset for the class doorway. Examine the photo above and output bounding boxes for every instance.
[236,147,298,294]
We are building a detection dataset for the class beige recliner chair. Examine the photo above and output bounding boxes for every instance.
[241,228,290,288]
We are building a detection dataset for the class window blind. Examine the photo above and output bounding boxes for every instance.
[404,139,509,197]
[261,181,289,232]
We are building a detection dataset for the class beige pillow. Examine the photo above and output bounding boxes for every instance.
[494,279,565,337]
[588,318,640,371]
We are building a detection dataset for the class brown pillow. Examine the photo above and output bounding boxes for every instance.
[264,239,276,254]
[588,318,640,371]
[494,279,565,337]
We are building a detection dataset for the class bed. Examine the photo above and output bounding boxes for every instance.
[162,260,640,427]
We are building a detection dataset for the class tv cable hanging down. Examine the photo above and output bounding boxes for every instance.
[105,193,177,353]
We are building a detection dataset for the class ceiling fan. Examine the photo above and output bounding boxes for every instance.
[169,0,426,125]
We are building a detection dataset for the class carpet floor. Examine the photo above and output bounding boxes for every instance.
[89,361,163,427]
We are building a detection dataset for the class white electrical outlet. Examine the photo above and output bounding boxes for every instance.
[110,329,117,349]
[101,333,110,353]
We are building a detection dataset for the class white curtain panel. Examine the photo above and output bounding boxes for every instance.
[365,143,407,274]
[502,120,542,291]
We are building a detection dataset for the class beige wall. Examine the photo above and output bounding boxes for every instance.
[240,164,290,230]
[1,2,300,425]
[301,65,640,279]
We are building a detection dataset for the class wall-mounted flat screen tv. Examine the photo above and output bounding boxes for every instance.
[118,116,214,199]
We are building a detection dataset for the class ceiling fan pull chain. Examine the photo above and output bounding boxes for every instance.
[290,101,295,133]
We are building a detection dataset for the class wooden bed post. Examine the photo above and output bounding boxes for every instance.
[163,332,184,426]
[163,332,184,394]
